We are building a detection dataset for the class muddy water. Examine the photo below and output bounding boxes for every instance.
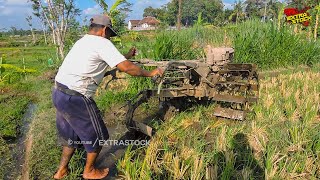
[5,103,37,180]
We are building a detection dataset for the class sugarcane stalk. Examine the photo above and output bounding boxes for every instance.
[314,5,320,41]
[278,3,285,30]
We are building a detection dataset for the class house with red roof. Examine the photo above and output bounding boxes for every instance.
[128,16,160,31]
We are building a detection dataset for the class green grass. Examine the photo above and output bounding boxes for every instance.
[0,46,57,71]
[0,78,47,179]
[0,46,56,138]
[233,20,320,69]
[0,137,12,179]
[151,30,203,60]
[128,20,319,70]
[0,46,56,86]
[96,69,155,111]
[135,27,221,60]
[0,95,29,138]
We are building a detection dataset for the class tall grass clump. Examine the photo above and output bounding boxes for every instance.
[139,27,226,60]
[0,96,29,138]
[233,20,320,69]
[152,30,202,60]
[192,26,229,46]
[96,68,155,110]
[96,77,154,109]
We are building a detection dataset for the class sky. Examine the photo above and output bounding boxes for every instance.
[0,0,235,30]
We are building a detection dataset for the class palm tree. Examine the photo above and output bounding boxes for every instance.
[229,1,245,24]
[93,0,108,12]
[93,0,126,16]
[93,0,130,33]
[267,0,280,20]
[261,0,282,22]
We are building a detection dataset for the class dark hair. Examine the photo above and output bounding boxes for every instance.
[89,23,105,32]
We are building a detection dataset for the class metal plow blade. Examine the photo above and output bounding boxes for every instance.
[213,107,246,121]
[131,121,153,137]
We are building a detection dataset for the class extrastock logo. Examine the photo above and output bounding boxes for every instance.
[284,6,312,26]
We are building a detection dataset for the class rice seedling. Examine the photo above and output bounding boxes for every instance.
[117,146,145,180]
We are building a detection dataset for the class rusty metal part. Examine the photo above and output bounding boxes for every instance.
[133,121,153,136]
[213,107,246,121]
[125,90,154,136]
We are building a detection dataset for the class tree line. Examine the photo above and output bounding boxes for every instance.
[143,0,319,26]
[0,27,42,37]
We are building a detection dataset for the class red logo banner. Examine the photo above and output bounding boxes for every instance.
[284,7,312,26]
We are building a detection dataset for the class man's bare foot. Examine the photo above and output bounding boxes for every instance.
[83,167,109,179]
[53,167,68,179]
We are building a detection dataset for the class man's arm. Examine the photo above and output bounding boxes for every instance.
[116,60,162,77]
[116,47,163,77]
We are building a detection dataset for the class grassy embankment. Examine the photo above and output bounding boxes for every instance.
[6,20,319,179]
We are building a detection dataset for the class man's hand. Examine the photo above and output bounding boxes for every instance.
[124,47,137,59]
[150,68,164,77]
[117,60,164,77]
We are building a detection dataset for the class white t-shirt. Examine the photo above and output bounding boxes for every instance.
[55,34,126,97]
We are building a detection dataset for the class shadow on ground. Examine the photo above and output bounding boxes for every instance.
[209,133,264,180]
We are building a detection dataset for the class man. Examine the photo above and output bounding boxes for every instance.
[52,15,163,179]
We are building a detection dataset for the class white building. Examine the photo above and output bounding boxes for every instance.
[127,16,160,31]
[128,20,140,30]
